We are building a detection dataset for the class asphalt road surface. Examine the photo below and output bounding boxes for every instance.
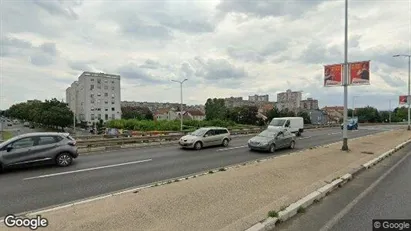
[0,126,400,218]
[274,138,411,231]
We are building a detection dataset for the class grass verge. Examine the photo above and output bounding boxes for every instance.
[1,131,13,140]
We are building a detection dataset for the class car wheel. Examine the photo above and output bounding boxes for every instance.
[289,141,296,149]
[296,131,301,137]
[269,144,276,153]
[56,153,73,167]
[222,138,229,147]
[194,141,202,150]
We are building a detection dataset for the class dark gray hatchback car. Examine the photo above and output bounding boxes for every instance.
[0,132,79,171]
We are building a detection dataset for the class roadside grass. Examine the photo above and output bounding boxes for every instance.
[1,131,13,140]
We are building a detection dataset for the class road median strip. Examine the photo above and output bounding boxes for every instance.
[1,129,409,231]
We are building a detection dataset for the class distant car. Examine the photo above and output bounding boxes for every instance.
[7,122,12,126]
[179,127,231,150]
[23,122,30,127]
[248,128,296,153]
[0,132,79,172]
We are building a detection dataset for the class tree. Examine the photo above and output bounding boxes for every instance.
[121,106,153,120]
[355,106,380,123]
[205,98,228,120]
[297,111,311,124]
[7,98,73,130]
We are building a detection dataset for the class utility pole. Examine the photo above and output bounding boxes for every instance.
[389,99,392,123]
[393,54,411,130]
[172,79,188,131]
[341,0,349,151]
[73,92,76,135]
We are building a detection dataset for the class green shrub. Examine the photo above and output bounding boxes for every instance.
[105,119,240,131]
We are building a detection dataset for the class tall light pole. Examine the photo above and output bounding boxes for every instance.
[352,95,359,118]
[389,99,392,123]
[73,91,77,135]
[172,79,188,131]
[393,54,411,130]
[342,0,349,151]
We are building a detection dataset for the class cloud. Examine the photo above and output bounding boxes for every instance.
[1,0,410,111]
[216,0,331,19]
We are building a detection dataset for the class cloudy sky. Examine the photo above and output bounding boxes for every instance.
[1,0,410,110]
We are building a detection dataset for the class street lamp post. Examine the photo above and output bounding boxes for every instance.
[389,99,392,123]
[172,79,188,131]
[342,0,349,151]
[352,96,359,118]
[393,54,411,130]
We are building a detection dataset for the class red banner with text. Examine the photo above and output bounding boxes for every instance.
[399,95,408,105]
[324,64,343,87]
[349,61,370,86]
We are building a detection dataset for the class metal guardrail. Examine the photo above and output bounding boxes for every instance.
[75,128,263,148]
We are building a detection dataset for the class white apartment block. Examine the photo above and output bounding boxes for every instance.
[248,94,269,102]
[66,72,122,125]
[276,89,302,112]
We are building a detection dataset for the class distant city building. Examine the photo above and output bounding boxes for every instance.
[66,71,122,125]
[248,94,269,102]
[121,101,187,112]
[300,97,319,110]
[322,106,344,123]
[276,89,302,112]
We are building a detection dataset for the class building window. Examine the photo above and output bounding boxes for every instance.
[111,101,115,104]
[111,107,115,111]
[105,101,108,104]
[97,92,101,96]
[104,93,108,97]
[97,85,101,89]
[112,81,114,84]
[105,114,109,120]
[104,85,108,90]
[112,114,115,119]
[97,99,101,104]
[90,93,94,98]
[98,114,101,119]
[91,79,94,81]
[91,100,95,103]
[97,79,101,84]
[91,107,94,111]
[90,85,94,90]
[105,108,108,111]
[111,86,115,90]
[104,80,108,83]
[91,114,95,120]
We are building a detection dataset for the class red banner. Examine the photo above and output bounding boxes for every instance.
[399,95,408,105]
[324,64,343,87]
[349,61,370,85]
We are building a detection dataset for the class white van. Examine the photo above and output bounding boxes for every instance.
[268,117,304,136]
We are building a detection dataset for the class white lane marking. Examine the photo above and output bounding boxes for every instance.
[318,151,411,231]
[23,159,152,180]
[298,136,312,140]
[217,145,248,152]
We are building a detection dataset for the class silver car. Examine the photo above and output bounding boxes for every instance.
[0,132,79,172]
[248,128,296,153]
[179,127,231,150]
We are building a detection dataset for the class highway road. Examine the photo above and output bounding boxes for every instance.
[274,137,411,231]
[0,126,400,218]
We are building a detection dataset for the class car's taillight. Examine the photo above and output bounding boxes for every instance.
[68,141,76,146]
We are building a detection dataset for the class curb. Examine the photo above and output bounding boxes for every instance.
[245,138,411,231]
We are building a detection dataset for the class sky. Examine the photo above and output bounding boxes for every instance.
[0,0,410,111]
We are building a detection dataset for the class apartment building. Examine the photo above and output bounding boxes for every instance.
[300,97,319,110]
[276,89,302,112]
[66,71,122,125]
[248,94,269,102]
